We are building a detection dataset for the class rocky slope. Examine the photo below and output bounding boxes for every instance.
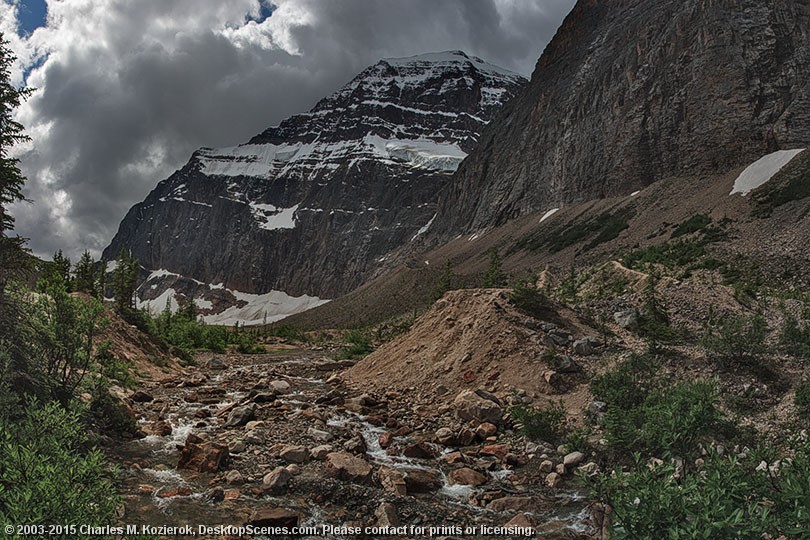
[103,52,525,324]
[429,0,810,239]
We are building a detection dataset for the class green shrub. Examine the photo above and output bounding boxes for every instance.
[94,340,136,389]
[88,379,138,436]
[0,401,119,532]
[702,313,768,366]
[510,401,567,443]
[509,279,551,319]
[780,314,810,360]
[589,440,810,539]
[267,324,308,342]
[671,213,712,238]
[795,380,810,422]
[337,329,374,360]
[590,354,658,412]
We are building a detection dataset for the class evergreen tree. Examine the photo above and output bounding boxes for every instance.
[0,35,33,386]
[111,248,138,315]
[73,250,95,294]
[95,260,107,300]
[483,247,507,288]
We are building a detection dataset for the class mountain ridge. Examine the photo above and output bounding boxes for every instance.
[103,51,526,324]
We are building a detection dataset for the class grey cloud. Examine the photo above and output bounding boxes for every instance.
[9,0,575,260]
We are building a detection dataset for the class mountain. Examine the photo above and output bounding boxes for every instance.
[103,51,526,324]
[429,0,810,239]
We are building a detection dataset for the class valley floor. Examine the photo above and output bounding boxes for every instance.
[110,347,592,539]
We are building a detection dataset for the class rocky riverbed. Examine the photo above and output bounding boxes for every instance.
[109,346,593,539]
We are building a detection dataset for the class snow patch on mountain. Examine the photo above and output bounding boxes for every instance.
[202,289,329,326]
[250,202,300,231]
[730,149,805,196]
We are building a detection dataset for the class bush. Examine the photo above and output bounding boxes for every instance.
[509,279,551,319]
[702,313,768,366]
[0,401,119,532]
[592,355,722,462]
[94,340,136,389]
[511,401,567,443]
[795,380,810,422]
[590,354,658,412]
[267,324,308,342]
[337,329,374,360]
[780,314,810,360]
[589,440,810,539]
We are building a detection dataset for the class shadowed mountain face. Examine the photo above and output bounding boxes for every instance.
[103,51,525,321]
[430,0,810,239]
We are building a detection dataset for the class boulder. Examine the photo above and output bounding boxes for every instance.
[205,357,226,370]
[375,502,400,527]
[479,444,510,461]
[402,469,442,493]
[324,452,373,484]
[269,380,292,394]
[573,339,594,356]
[310,445,333,460]
[545,472,561,488]
[553,355,581,373]
[248,508,299,528]
[539,460,554,473]
[262,466,291,494]
[280,445,309,464]
[343,435,368,455]
[225,470,244,485]
[435,427,456,446]
[224,403,257,428]
[177,435,229,473]
[563,451,586,468]
[614,310,638,329]
[402,442,439,459]
[486,497,535,513]
[379,467,408,495]
[453,389,503,425]
[129,390,154,403]
[447,467,488,487]
[307,428,334,442]
[475,422,498,439]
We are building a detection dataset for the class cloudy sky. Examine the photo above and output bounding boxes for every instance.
[2,0,575,260]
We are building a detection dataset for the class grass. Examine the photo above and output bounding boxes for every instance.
[513,206,635,255]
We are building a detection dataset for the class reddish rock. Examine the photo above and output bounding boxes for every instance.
[248,508,299,528]
[130,390,154,403]
[486,497,535,513]
[402,442,439,459]
[402,469,442,493]
[378,432,394,449]
[379,467,407,496]
[480,444,510,461]
[177,436,229,473]
[475,422,498,440]
[324,452,373,484]
[156,486,193,498]
[448,467,488,487]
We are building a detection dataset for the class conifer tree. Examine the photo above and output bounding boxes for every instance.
[73,250,95,294]
[111,248,138,314]
[0,35,33,379]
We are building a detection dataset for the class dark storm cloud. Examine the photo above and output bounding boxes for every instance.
[4,0,575,259]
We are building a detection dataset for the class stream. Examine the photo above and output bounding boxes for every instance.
[109,348,592,539]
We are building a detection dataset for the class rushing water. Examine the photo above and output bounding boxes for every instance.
[110,350,592,538]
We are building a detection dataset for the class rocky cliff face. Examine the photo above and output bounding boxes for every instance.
[104,51,525,323]
[430,0,810,238]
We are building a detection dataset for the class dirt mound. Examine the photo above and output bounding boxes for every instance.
[95,301,180,381]
[343,289,595,417]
